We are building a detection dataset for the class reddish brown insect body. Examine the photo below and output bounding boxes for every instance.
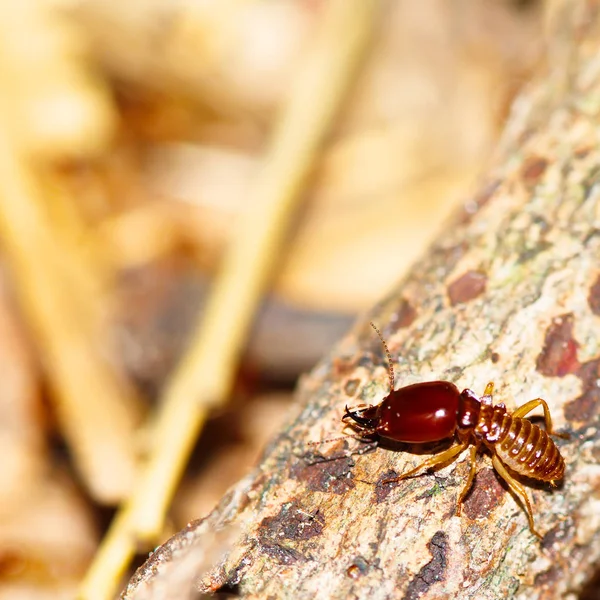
[343,323,567,538]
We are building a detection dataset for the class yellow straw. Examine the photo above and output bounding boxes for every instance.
[79,1,382,597]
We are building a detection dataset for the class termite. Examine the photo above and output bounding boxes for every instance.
[342,323,567,538]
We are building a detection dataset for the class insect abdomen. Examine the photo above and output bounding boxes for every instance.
[493,416,565,482]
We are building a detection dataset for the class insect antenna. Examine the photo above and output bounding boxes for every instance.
[370,322,395,393]
[307,430,377,447]
[305,323,391,451]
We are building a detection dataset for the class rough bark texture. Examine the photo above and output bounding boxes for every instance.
[123,2,600,598]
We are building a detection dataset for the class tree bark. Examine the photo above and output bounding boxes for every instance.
[123,1,600,598]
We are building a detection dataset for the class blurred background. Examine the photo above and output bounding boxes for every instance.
[0,0,545,597]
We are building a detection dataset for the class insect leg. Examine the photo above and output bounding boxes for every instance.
[511,398,569,438]
[483,381,495,396]
[492,454,542,538]
[455,445,478,515]
[383,441,469,484]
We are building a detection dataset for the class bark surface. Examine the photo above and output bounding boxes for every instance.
[123,2,600,598]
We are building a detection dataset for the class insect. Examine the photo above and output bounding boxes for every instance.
[343,322,567,538]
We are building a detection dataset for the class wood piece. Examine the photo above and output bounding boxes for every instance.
[123,1,600,597]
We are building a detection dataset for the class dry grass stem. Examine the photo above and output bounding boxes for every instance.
[78,1,383,597]
[0,129,143,503]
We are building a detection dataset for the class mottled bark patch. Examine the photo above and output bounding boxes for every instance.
[216,565,245,592]
[461,468,506,520]
[390,299,418,330]
[588,274,600,316]
[374,469,400,503]
[291,455,355,494]
[534,566,561,588]
[333,355,360,378]
[415,481,444,501]
[259,502,324,547]
[358,353,375,369]
[130,517,200,577]
[535,313,580,377]
[447,270,487,306]
[541,517,574,550]
[564,388,600,423]
[430,241,468,273]
[403,531,448,600]
[458,179,501,224]
[344,378,361,397]
[259,543,305,565]
[564,357,600,423]
[123,518,207,595]
[521,156,549,186]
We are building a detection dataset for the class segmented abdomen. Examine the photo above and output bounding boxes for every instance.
[490,415,564,481]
